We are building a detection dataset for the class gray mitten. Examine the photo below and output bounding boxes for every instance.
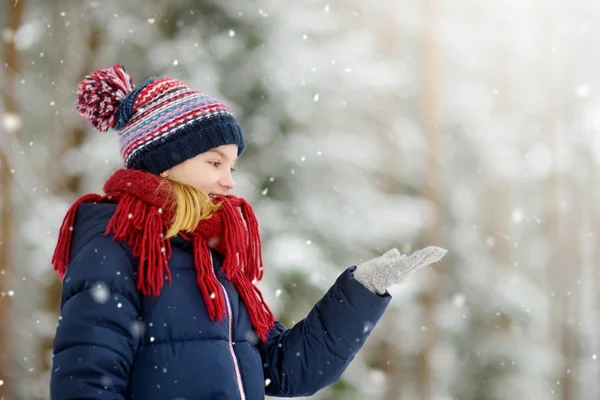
[353,246,447,295]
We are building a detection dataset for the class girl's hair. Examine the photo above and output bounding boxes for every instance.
[162,178,220,239]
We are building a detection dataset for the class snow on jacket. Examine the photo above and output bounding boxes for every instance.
[50,203,391,399]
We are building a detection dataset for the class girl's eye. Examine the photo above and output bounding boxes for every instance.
[209,161,220,168]
[230,168,237,173]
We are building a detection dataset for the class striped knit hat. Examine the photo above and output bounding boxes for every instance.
[76,64,245,175]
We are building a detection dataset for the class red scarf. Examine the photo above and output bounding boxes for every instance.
[52,169,275,341]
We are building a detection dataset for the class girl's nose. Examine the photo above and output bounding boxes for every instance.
[220,171,236,191]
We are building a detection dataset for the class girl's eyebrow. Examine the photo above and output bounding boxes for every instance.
[208,149,227,158]
[208,149,237,164]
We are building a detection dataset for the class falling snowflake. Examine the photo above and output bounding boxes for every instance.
[91,282,110,304]
[452,293,466,307]
[2,112,22,133]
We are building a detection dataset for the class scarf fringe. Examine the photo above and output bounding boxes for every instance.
[192,235,226,322]
[211,197,274,340]
[107,194,172,297]
[240,199,264,280]
[232,274,275,341]
[52,193,104,279]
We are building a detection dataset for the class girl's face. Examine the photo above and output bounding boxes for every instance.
[163,144,238,197]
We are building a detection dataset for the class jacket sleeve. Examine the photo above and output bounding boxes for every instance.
[257,266,391,397]
[50,235,141,400]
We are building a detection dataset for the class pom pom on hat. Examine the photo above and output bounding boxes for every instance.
[76,64,135,132]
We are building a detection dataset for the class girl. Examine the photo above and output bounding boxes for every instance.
[50,65,446,400]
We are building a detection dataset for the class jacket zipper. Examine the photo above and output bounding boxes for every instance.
[209,251,246,400]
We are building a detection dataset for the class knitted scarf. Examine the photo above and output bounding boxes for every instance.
[52,168,275,341]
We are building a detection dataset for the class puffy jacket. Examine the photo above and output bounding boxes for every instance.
[50,203,391,399]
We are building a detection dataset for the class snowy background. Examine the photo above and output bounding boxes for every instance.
[1,0,600,399]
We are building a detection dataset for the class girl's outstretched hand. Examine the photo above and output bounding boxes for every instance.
[353,246,447,295]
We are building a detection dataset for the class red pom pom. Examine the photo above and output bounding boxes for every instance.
[76,64,135,132]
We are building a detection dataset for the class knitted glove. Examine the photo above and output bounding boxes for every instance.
[353,246,447,295]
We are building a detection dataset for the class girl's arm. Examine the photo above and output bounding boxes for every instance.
[50,235,140,400]
[256,266,390,397]
[256,246,446,397]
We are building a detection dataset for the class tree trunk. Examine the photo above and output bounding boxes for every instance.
[0,1,25,398]
[538,2,577,399]
[416,0,443,399]
[374,8,407,400]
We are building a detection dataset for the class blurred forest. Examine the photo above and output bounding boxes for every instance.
[1,0,599,399]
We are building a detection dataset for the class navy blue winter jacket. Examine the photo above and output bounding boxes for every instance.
[50,203,391,399]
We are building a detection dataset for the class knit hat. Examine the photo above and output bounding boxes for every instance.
[76,64,246,175]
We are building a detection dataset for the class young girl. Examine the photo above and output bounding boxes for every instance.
[49,64,446,400]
